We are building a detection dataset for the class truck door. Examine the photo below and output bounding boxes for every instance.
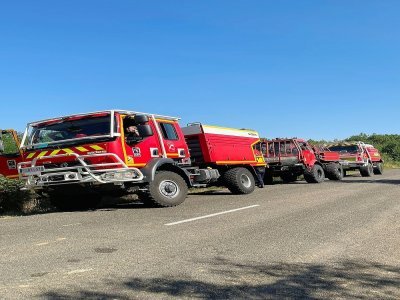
[0,130,23,178]
[120,115,162,167]
[156,121,188,160]
[297,141,316,167]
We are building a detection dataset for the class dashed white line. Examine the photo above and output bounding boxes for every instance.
[35,237,67,246]
[165,205,260,226]
[35,242,50,246]
[66,268,93,275]
[62,223,82,227]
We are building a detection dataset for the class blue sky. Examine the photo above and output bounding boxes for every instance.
[0,1,399,140]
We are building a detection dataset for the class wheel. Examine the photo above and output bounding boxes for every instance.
[223,167,255,194]
[360,163,373,177]
[325,163,344,181]
[304,164,325,183]
[373,162,384,175]
[280,173,298,183]
[144,171,188,207]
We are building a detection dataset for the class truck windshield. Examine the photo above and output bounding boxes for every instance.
[328,145,359,153]
[28,116,111,146]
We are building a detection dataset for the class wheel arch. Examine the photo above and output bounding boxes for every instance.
[156,163,191,187]
[141,158,191,187]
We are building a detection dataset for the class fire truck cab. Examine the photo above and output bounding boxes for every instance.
[15,110,265,208]
[327,141,384,176]
[261,138,343,184]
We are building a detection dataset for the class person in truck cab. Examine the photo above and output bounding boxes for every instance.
[124,117,141,143]
[126,125,139,137]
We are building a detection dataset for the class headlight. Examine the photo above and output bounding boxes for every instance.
[101,170,137,180]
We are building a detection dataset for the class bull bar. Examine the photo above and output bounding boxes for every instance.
[18,152,144,189]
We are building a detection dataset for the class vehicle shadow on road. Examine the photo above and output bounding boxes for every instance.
[341,178,400,186]
[40,257,400,299]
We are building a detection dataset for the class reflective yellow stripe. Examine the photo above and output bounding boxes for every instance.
[76,146,89,152]
[27,153,36,159]
[216,160,266,165]
[50,149,61,156]
[37,151,48,158]
[7,175,20,178]
[155,118,176,124]
[132,163,146,167]
[90,145,104,151]
[63,148,74,154]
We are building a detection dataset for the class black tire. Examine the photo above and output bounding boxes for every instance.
[223,167,255,194]
[48,193,101,211]
[280,173,298,183]
[304,164,325,183]
[373,162,384,175]
[360,163,373,177]
[343,170,347,177]
[325,163,344,181]
[144,171,188,207]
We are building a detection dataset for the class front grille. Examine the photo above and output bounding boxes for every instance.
[48,175,65,181]
[42,161,82,169]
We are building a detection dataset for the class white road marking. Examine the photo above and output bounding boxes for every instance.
[35,242,50,246]
[66,268,93,275]
[35,238,66,246]
[165,205,260,226]
[62,223,82,227]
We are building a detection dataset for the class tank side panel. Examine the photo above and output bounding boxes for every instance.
[202,133,261,165]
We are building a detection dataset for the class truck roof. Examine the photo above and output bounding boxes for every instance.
[327,141,374,148]
[182,123,259,138]
[28,109,180,126]
[265,138,307,143]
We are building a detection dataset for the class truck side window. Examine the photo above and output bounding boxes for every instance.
[159,123,178,140]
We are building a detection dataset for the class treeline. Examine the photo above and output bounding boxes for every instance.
[310,133,400,167]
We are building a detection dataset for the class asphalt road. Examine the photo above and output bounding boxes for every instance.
[1,170,399,299]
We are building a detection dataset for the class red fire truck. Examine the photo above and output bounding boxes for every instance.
[260,138,343,184]
[327,142,384,176]
[0,110,265,209]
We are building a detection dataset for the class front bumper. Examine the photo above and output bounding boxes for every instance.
[18,152,144,189]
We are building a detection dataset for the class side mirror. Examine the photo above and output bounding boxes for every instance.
[125,125,154,144]
[134,114,149,124]
[137,124,153,137]
[0,140,4,153]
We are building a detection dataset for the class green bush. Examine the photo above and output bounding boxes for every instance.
[0,176,31,212]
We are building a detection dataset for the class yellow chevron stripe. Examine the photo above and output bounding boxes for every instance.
[63,148,74,154]
[37,151,48,158]
[50,149,61,156]
[216,160,266,166]
[27,152,36,159]
[6,175,20,178]
[76,146,89,152]
[90,145,104,151]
